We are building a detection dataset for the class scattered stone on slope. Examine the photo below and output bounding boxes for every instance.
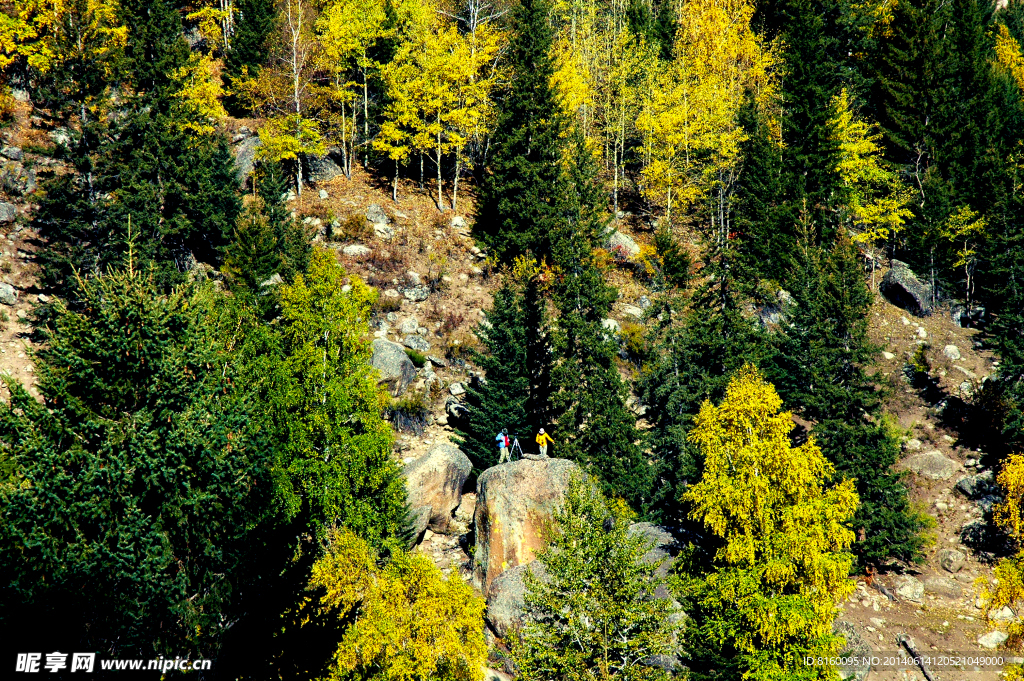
[342,244,371,257]
[944,344,962,361]
[366,203,389,225]
[0,282,16,305]
[894,575,924,602]
[403,334,430,353]
[979,631,1008,649]
[404,443,472,535]
[607,231,640,259]
[899,450,958,480]
[924,576,962,598]
[371,338,416,396]
[939,548,966,573]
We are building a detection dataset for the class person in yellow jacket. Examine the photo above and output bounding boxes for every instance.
[535,428,554,457]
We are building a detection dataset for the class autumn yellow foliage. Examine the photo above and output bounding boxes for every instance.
[636,0,779,221]
[683,365,859,678]
[309,528,487,681]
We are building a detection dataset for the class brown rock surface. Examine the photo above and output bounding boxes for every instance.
[473,457,579,593]
[404,443,472,535]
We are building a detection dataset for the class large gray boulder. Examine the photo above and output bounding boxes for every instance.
[486,560,547,637]
[880,260,934,316]
[404,443,472,535]
[304,148,344,184]
[899,450,959,480]
[956,470,997,499]
[234,135,261,184]
[0,202,16,223]
[371,338,416,396]
[474,458,579,593]
[608,231,641,259]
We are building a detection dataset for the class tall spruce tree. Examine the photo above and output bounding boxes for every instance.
[0,268,273,661]
[474,0,565,261]
[548,134,649,507]
[766,234,926,565]
[455,279,547,472]
[34,0,240,293]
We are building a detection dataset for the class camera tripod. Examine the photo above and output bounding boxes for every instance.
[509,435,525,460]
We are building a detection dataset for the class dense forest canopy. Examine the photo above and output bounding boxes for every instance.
[3,0,1024,677]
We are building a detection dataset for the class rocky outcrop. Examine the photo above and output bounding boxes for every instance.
[473,457,579,593]
[880,260,934,316]
[371,338,417,396]
[404,443,472,535]
[234,135,261,184]
[485,522,683,640]
[486,560,547,637]
[0,202,16,223]
[304,148,344,184]
[608,231,640,259]
[899,450,959,480]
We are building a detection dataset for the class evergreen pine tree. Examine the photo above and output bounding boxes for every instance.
[225,198,281,291]
[34,0,241,293]
[474,0,565,261]
[455,282,535,472]
[548,134,649,507]
[766,234,926,564]
[0,268,273,660]
[226,0,278,80]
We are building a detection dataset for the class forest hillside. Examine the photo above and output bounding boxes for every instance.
[3,0,1024,679]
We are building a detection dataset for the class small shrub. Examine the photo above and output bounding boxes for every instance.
[388,390,428,435]
[441,310,464,335]
[0,90,15,125]
[910,344,930,376]
[337,213,371,241]
[373,295,403,315]
[620,322,648,366]
[405,347,427,367]
[445,329,477,360]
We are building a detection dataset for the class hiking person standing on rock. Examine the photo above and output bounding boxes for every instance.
[535,428,554,457]
[497,428,511,464]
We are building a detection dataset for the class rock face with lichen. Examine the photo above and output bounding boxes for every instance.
[403,443,472,537]
[473,458,579,593]
[880,260,934,316]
